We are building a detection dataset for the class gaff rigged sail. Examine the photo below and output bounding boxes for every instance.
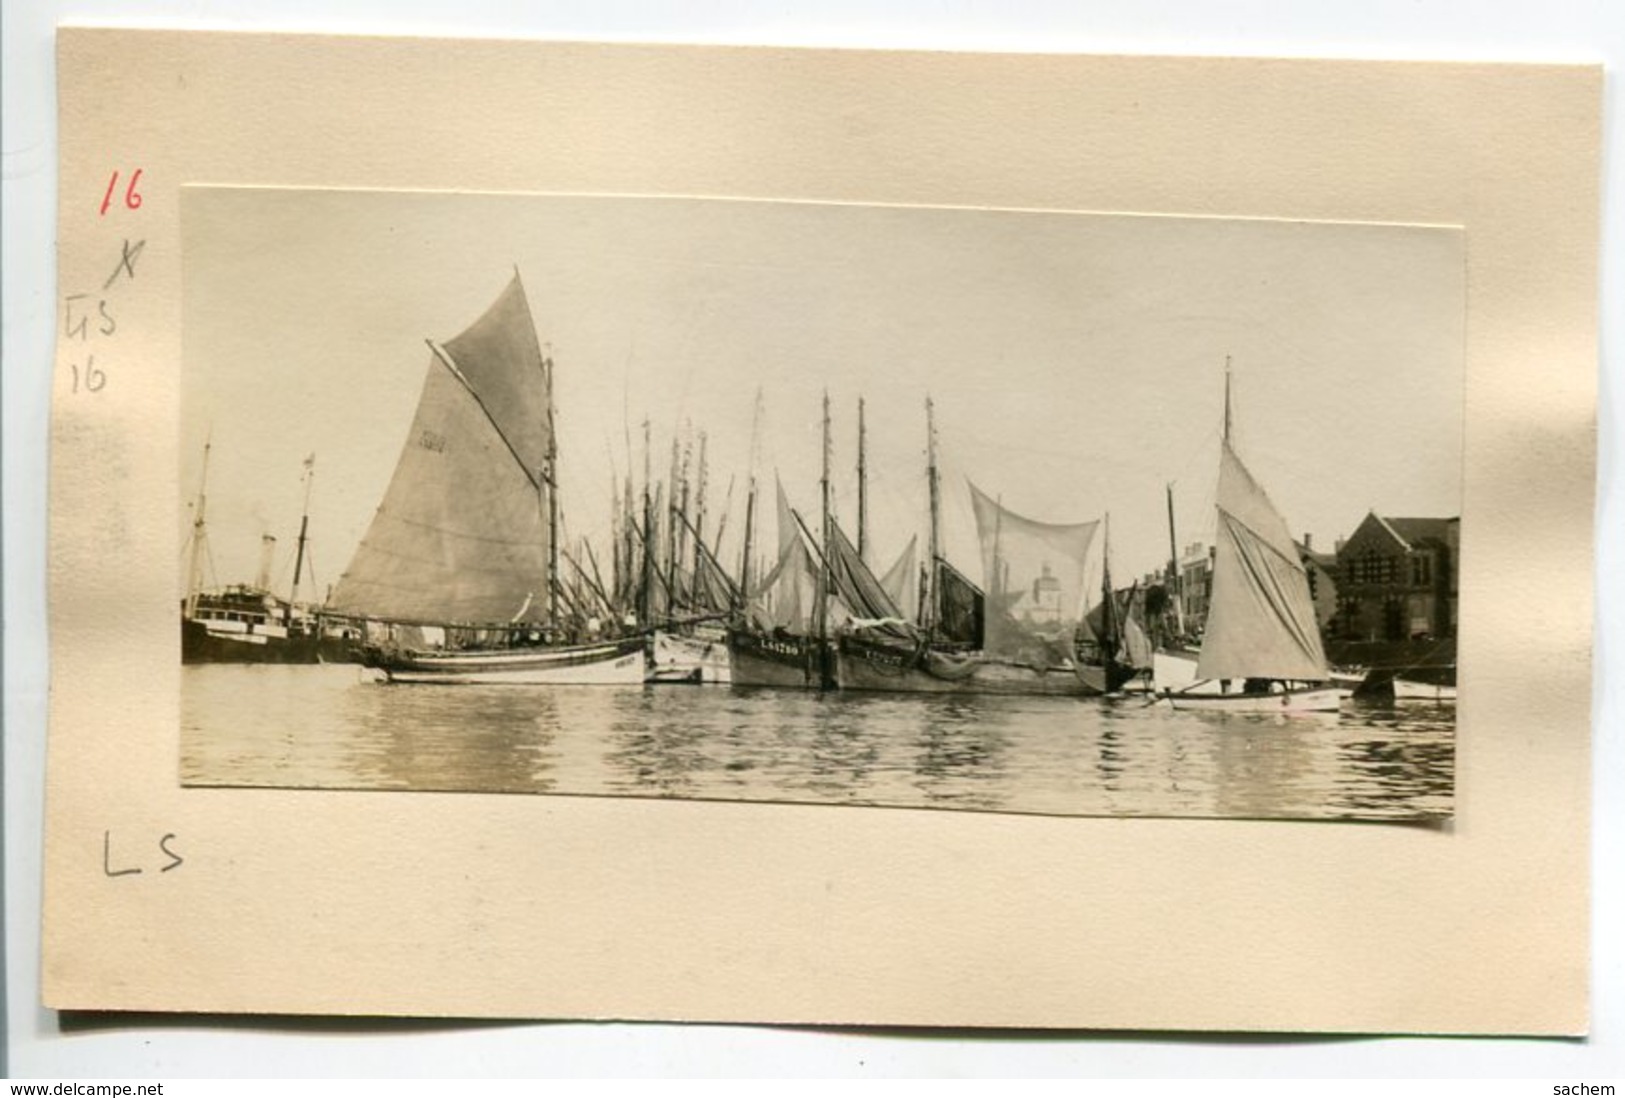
[329,275,553,625]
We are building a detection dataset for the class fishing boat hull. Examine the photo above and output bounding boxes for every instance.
[1161,684,1343,713]
[835,635,1095,696]
[649,629,732,684]
[363,637,647,685]
[726,629,828,689]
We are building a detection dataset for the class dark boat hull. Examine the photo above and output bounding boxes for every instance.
[181,619,321,665]
[1075,659,1139,696]
[726,629,829,688]
[835,635,1098,696]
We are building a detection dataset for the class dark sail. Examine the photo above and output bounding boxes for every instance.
[826,521,915,641]
[934,558,984,649]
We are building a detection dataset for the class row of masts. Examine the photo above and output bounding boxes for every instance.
[189,374,1195,645]
[580,387,1187,652]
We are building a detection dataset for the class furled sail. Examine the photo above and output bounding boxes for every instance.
[967,480,1097,662]
[1195,440,1328,681]
[329,276,553,625]
[826,521,915,640]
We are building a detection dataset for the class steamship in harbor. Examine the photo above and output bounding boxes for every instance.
[181,446,358,665]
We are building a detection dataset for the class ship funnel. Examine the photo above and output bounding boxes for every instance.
[257,534,277,591]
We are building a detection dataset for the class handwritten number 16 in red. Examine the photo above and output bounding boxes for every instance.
[100,168,143,216]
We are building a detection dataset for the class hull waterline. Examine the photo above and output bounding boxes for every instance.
[835,635,1096,696]
[727,629,828,689]
[1161,685,1344,714]
[182,618,321,665]
[366,638,647,685]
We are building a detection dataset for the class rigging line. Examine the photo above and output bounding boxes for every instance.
[425,339,542,493]
[673,507,742,604]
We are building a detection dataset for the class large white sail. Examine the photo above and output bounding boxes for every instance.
[1194,440,1328,682]
[329,276,554,625]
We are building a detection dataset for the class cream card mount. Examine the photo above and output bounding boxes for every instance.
[47,30,1597,1033]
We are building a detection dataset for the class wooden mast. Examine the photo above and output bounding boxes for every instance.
[857,396,868,564]
[991,493,1004,610]
[641,418,654,629]
[738,389,762,619]
[923,395,940,641]
[1166,481,1184,638]
[285,455,314,626]
[817,391,833,682]
[184,438,212,620]
[1101,511,1116,655]
[665,433,681,624]
[544,343,560,630]
[692,430,708,595]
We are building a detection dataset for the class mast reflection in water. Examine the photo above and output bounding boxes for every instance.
[182,666,1453,821]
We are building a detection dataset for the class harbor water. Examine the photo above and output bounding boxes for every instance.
[181,664,1454,821]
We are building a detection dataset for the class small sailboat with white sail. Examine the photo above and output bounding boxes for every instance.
[1161,363,1342,713]
[327,273,645,685]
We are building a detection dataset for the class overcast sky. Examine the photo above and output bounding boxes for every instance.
[181,188,1462,603]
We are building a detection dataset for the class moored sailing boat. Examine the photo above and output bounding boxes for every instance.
[725,393,837,689]
[327,274,645,684]
[1074,515,1143,696]
[647,420,738,685]
[1161,365,1341,713]
[833,398,1098,696]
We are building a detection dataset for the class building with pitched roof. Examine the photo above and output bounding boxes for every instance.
[1333,512,1459,641]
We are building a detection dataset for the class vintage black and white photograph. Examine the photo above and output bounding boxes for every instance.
[179,188,1461,820]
